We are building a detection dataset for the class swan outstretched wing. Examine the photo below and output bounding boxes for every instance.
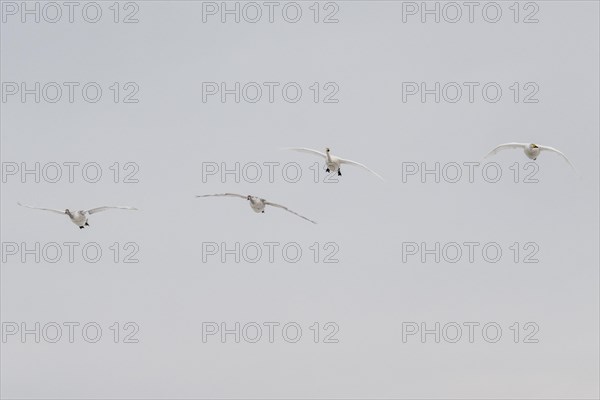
[17,202,65,214]
[285,147,326,158]
[196,193,247,200]
[338,158,385,181]
[265,201,317,224]
[86,206,138,215]
[485,143,528,158]
[538,145,576,170]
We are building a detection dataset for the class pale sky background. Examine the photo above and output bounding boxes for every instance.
[1,1,599,399]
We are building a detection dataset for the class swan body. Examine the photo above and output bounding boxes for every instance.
[286,147,384,181]
[17,202,138,229]
[196,193,316,224]
[248,196,267,213]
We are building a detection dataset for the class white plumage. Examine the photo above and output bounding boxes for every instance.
[196,194,316,224]
[286,147,385,181]
[485,142,575,170]
[17,202,138,229]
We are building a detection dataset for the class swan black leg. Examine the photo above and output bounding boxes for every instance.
[79,226,84,229]
[338,169,342,176]
[85,222,89,226]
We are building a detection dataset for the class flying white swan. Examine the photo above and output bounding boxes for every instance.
[485,143,575,169]
[17,202,138,229]
[285,147,384,180]
[196,194,317,224]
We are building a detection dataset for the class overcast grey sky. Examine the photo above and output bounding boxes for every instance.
[1,1,599,399]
